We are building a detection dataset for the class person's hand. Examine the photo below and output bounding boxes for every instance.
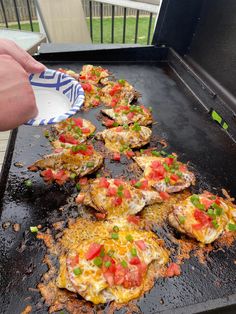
[0,38,45,73]
[0,39,46,131]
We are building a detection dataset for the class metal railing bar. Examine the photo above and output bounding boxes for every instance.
[123,7,126,44]
[147,12,153,45]
[13,0,21,30]
[100,2,103,43]
[134,9,139,44]
[0,0,8,28]
[91,0,159,14]
[26,0,34,31]
[89,1,93,41]
[111,5,115,43]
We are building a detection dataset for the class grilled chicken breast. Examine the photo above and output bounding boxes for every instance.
[81,83,102,108]
[102,105,153,126]
[133,154,195,193]
[168,192,233,244]
[79,64,110,84]
[101,79,140,107]
[28,145,103,184]
[96,124,152,152]
[56,218,169,304]
[79,177,162,217]
[51,117,96,149]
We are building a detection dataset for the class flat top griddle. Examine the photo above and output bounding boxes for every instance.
[1,50,236,314]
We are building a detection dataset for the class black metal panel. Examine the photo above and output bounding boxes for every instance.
[152,0,203,55]
[35,46,168,63]
[188,0,236,100]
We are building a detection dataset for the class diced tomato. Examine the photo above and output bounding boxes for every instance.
[102,256,116,273]
[103,271,114,286]
[103,118,115,127]
[124,189,131,199]
[85,243,103,260]
[201,197,214,210]
[137,262,147,275]
[115,105,130,113]
[165,157,174,166]
[166,263,181,277]
[159,191,170,200]
[127,112,135,120]
[130,179,138,185]
[92,100,100,107]
[79,177,88,185]
[59,134,78,145]
[109,84,122,96]
[151,161,162,169]
[140,105,149,113]
[139,180,149,190]
[111,98,118,107]
[53,170,69,185]
[126,150,135,158]
[99,177,110,188]
[67,254,79,267]
[79,75,86,80]
[192,223,203,230]
[123,268,142,288]
[129,257,141,265]
[75,193,85,204]
[73,117,83,127]
[194,208,212,226]
[148,169,165,181]
[76,144,94,156]
[106,187,117,197]
[170,174,179,182]
[127,215,140,225]
[215,197,221,205]
[135,240,147,251]
[114,179,124,186]
[114,197,122,206]
[41,169,54,182]
[179,165,187,172]
[81,83,92,92]
[82,128,91,134]
[113,152,121,161]
[114,264,127,285]
[95,212,106,220]
[115,126,123,132]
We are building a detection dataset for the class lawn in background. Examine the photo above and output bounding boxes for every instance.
[1,16,155,45]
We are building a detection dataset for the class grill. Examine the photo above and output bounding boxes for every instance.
[1,0,236,313]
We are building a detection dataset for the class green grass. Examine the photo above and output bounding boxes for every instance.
[1,16,155,45]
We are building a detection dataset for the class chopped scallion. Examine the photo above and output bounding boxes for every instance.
[73,267,82,275]
[113,225,119,233]
[131,247,137,256]
[111,233,119,240]
[30,226,38,233]
[93,257,103,267]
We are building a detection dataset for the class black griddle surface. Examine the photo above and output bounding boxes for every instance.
[1,62,236,314]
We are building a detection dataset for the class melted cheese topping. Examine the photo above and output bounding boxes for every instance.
[97,126,152,152]
[170,194,231,243]
[102,107,152,126]
[57,218,169,304]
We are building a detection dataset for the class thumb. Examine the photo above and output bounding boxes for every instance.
[22,53,46,73]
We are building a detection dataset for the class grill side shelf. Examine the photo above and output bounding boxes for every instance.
[168,48,236,142]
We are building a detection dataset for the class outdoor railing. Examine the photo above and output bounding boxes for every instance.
[0,0,160,44]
